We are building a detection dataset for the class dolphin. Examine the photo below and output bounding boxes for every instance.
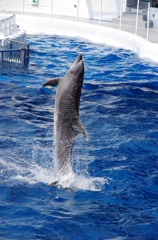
[43,53,87,182]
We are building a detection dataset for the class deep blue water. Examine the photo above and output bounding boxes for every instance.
[0,34,158,240]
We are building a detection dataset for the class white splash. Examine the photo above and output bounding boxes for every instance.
[0,141,106,191]
[50,169,107,191]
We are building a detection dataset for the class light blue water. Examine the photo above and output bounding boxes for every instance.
[0,35,158,239]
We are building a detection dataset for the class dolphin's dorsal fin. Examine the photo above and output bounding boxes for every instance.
[43,78,61,87]
[77,117,87,138]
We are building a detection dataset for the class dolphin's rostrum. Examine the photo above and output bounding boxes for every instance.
[43,54,87,183]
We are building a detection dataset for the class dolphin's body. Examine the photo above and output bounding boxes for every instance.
[43,54,86,179]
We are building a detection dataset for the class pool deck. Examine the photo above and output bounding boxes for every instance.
[1,10,158,44]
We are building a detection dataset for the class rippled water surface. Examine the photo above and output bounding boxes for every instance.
[0,35,158,239]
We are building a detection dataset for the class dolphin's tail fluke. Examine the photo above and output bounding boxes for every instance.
[43,78,61,87]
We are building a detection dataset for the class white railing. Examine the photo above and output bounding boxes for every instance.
[0,15,16,37]
[147,2,150,41]
[0,0,152,42]
[119,0,123,30]
[135,0,140,35]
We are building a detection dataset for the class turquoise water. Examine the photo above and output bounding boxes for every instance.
[0,35,158,239]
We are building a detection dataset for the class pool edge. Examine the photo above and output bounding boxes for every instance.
[16,14,158,63]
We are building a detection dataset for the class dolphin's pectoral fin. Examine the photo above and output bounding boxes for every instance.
[43,78,61,87]
[77,117,87,138]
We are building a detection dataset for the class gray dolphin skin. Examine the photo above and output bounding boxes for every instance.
[43,53,87,182]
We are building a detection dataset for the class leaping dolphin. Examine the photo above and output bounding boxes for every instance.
[43,53,87,182]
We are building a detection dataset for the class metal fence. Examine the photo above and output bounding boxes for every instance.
[0,0,157,43]
[0,40,29,65]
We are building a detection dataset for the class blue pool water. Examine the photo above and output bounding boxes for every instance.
[0,34,158,239]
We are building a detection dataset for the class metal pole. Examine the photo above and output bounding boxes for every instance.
[50,0,53,18]
[5,19,6,37]
[76,0,79,22]
[135,0,140,35]
[22,0,24,15]
[119,0,123,30]
[147,2,150,41]
[99,0,102,26]
[1,52,3,65]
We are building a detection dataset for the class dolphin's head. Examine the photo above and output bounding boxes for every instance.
[58,54,84,115]
[69,53,84,80]
[70,53,82,69]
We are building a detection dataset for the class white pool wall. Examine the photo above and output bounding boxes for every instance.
[16,14,158,63]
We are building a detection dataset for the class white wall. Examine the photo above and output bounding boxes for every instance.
[30,0,78,17]
[0,0,22,10]
[0,0,127,21]
[78,0,126,20]
[150,7,158,28]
